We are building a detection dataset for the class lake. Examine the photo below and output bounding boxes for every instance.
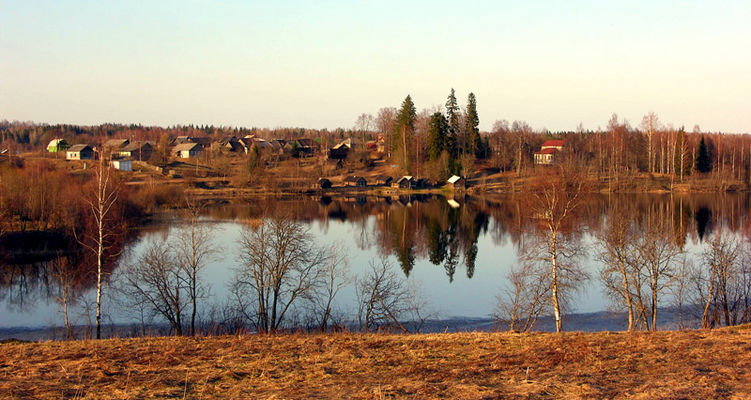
[1,193,747,338]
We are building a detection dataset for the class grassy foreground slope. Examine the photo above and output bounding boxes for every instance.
[2,330,751,399]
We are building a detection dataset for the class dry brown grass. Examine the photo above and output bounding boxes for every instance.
[2,330,751,399]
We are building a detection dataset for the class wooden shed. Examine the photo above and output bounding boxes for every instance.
[374,175,393,186]
[343,175,367,187]
[446,175,466,189]
[393,176,414,189]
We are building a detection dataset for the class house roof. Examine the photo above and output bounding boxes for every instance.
[396,176,414,183]
[105,138,129,148]
[344,175,365,182]
[121,142,151,152]
[48,138,67,146]
[541,140,564,147]
[174,143,202,152]
[447,175,463,184]
[535,148,558,155]
[375,175,392,181]
[68,144,92,152]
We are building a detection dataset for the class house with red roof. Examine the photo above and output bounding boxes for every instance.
[534,140,564,165]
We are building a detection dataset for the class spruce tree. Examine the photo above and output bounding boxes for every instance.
[445,89,460,156]
[427,112,448,161]
[465,92,481,157]
[394,95,417,172]
[696,136,712,173]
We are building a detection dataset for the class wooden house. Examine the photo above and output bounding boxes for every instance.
[343,175,367,187]
[118,142,153,161]
[66,144,95,160]
[173,143,203,159]
[446,175,466,189]
[374,175,393,186]
[393,176,414,189]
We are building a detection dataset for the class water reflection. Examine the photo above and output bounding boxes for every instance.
[2,193,750,333]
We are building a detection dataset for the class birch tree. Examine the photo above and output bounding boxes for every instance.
[78,149,120,339]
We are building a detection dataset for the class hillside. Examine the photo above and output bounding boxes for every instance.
[3,329,751,399]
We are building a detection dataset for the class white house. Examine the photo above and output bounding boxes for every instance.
[173,143,203,159]
[534,140,564,165]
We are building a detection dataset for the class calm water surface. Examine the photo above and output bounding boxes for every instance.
[1,193,747,336]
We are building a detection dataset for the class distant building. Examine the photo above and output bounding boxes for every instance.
[118,142,153,161]
[66,144,95,160]
[343,175,367,187]
[393,176,414,189]
[446,175,466,189]
[47,138,70,153]
[374,175,393,186]
[172,136,195,145]
[534,140,564,165]
[105,138,130,149]
[173,143,203,159]
[111,160,132,171]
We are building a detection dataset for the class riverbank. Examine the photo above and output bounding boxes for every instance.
[3,328,750,399]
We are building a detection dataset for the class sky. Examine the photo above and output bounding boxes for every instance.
[1,0,749,132]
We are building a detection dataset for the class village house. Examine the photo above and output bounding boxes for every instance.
[104,138,129,149]
[66,144,95,160]
[173,143,203,159]
[118,142,153,161]
[534,140,564,165]
[446,175,466,189]
[172,136,195,145]
[285,139,314,157]
[328,138,361,159]
[212,136,244,153]
[343,175,367,187]
[393,176,414,189]
[374,175,393,186]
[47,138,70,153]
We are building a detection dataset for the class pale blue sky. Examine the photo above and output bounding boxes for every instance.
[1,1,749,132]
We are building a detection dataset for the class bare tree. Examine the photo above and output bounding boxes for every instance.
[527,169,588,332]
[173,198,218,335]
[699,233,745,328]
[632,219,682,331]
[119,237,186,335]
[494,261,550,332]
[49,254,82,340]
[356,257,429,333]
[305,243,350,332]
[233,217,328,333]
[77,149,120,339]
[596,210,638,331]
[641,112,660,173]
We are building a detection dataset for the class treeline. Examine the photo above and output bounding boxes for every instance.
[0,120,362,152]
[362,91,750,183]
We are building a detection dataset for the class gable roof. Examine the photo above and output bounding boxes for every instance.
[121,142,152,152]
[68,144,92,152]
[447,175,463,184]
[344,175,365,183]
[541,140,564,147]
[396,176,414,183]
[105,138,129,148]
[174,143,202,152]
